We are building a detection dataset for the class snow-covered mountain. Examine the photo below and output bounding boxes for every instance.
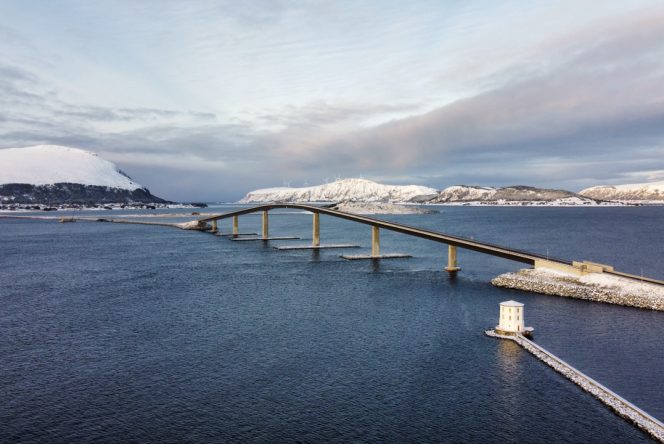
[579,181,664,201]
[0,145,166,205]
[0,145,142,189]
[239,178,438,203]
[239,180,606,205]
[429,185,595,204]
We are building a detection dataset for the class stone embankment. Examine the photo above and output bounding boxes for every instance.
[486,330,664,442]
[492,268,664,311]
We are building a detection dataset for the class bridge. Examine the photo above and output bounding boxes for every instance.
[197,203,663,285]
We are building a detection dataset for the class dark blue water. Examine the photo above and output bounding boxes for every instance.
[1,206,663,443]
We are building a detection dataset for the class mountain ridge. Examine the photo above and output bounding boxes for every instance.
[239,180,604,205]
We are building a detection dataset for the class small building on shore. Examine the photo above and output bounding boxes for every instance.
[495,300,534,337]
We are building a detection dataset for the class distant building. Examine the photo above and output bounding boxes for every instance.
[496,300,533,337]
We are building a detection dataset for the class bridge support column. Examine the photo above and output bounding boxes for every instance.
[372,226,380,257]
[445,245,461,273]
[232,215,239,236]
[210,219,218,233]
[312,212,320,247]
[262,211,269,239]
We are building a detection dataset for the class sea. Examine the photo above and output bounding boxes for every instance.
[1,205,663,443]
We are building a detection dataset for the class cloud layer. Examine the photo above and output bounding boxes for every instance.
[1,1,663,200]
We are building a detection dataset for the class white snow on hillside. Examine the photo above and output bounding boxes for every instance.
[240,178,438,203]
[427,185,599,204]
[580,180,664,201]
[0,145,142,190]
[434,185,497,201]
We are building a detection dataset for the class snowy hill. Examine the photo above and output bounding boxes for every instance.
[579,181,664,201]
[428,185,596,204]
[0,145,141,189]
[0,145,166,206]
[239,178,438,203]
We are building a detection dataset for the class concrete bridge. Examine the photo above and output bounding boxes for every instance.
[197,203,663,285]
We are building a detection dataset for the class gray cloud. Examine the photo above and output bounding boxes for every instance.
[257,10,664,191]
[2,7,664,201]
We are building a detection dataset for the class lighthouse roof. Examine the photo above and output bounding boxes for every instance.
[500,300,524,307]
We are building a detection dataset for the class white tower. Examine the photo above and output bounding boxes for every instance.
[496,300,525,335]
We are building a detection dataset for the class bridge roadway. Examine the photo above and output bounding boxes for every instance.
[199,203,664,286]
[199,203,566,265]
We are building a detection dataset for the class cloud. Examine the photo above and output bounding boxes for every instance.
[253,8,664,190]
[2,3,664,200]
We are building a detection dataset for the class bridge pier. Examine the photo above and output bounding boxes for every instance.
[312,212,320,247]
[372,226,380,257]
[262,210,269,239]
[445,245,461,273]
[341,225,409,260]
[210,219,218,233]
[232,215,239,236]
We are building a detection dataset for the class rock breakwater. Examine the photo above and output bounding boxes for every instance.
[492,268,664,311]
[486,330,664,442]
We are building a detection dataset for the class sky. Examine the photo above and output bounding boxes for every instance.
[1,0,664,201]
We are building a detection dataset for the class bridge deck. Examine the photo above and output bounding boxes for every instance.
[199,204,663,286]
[199,204,565,266]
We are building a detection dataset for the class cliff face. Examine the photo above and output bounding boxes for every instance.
[0,183,168,205]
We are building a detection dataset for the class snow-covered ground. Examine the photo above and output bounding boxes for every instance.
[239,178,438,203]
[580,180,664,201]
[0,145,141,190]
